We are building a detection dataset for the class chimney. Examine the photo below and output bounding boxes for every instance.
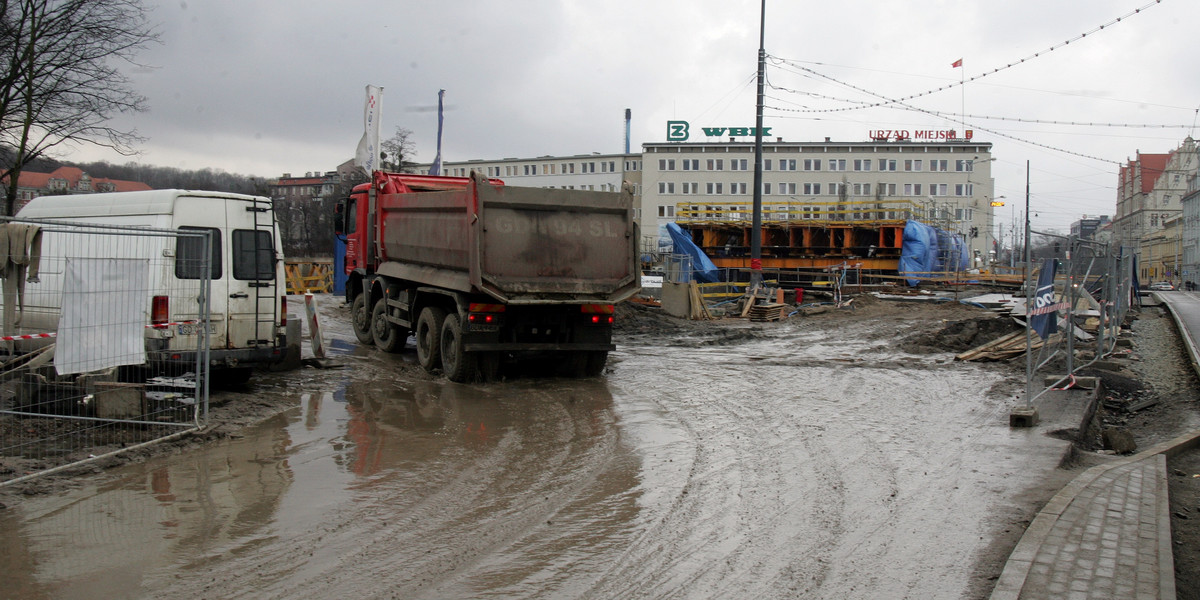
[624,109,631,154]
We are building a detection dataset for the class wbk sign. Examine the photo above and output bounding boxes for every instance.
[667,121,771,142]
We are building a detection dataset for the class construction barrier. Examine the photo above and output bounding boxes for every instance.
[285,260,333,295]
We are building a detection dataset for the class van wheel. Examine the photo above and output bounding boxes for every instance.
[440,313,478,382]
[416,306,447,372]
[351,293,373,345]
[371,298,406,353]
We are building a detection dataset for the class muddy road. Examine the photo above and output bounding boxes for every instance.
[1,298,1082,599]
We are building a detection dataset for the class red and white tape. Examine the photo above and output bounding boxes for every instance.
[0,321,207,341]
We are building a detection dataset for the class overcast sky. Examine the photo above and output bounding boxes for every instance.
[63,0,1200,233]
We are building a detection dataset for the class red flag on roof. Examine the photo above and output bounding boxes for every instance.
[951,58,963,68]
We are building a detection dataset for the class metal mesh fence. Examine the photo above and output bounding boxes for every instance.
[0,220,211,485]
[1018,232,1136,409]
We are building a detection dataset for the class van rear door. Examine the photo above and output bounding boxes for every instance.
[225,197,280,350]
[171,197,229,349]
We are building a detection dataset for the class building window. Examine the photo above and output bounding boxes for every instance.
[853,183,872,195]
[955,183,973,196]
[803,183,821,195]
[608,161,616,172]
[730,182,747,194]
[658,205,675,217]
[803,159,821,171]
[882,183,897,196]
[707,158,724,171]
[904,159,922,172]
[659,159,676,171]
[929,159,948,172]
[658,182,675,194]
[779,159,797,171]
[681,182,698,194]
[779,183,797,195]
[706,182,724,194]
[930,183,947,196]
[828,159,846,171]
[763,182,772,195]
[764,159,772,171]
[879,159,897,171]
[731,159,748,171]
[955,160,974,172]
[854,159,872,171]
[683,159,700,171]
[829,182,845,196]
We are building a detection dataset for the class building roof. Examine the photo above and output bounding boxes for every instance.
[1121,153,1171,194]
[13,166,150,192]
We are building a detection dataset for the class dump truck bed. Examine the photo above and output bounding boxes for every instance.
[373,174,639,304]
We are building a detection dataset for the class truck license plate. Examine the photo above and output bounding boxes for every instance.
[177,323,216,336]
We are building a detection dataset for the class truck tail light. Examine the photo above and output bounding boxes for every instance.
[280,296,287,327]
[581,304,615,325]
[151,296,169,325]
[468,303,505,325]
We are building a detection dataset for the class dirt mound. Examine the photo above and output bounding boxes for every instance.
[898,315,1020,354]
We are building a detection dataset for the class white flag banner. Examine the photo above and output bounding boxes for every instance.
[355,85,384,174]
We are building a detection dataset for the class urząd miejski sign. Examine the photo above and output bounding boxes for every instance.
[665,121,972,142]
[869,129,973,141]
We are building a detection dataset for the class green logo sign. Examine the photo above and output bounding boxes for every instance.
[666,120,772,142]
[667,121,689,141]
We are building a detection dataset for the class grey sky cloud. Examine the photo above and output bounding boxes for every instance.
[62,0,1200,232]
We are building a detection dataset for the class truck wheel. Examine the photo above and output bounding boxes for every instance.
[371,298,407,353]
[478,352,501,382]
[440,313,478,382]
[416,306,447,372]
[584,351,608,377]
[351,293,373,345]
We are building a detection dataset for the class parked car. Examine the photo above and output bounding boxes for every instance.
[1149,281,1175,291]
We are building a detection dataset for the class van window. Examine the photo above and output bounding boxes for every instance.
[233,229,275,280]
[175,227,221,280]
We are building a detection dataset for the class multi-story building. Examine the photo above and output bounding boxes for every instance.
[1113,138,1197,250]
[1140,214,1183,284]
[641,139,996,262]
[415,152,641,194]
[1181,173,1200,290]
[1070,215,1111,241]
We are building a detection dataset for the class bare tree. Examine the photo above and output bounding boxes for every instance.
[380,127,417,172]
[0,0,156,215]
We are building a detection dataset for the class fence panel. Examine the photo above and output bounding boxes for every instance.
[1018,234,1135,411]
[0,220,211,485]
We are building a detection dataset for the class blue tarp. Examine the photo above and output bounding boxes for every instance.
[899,220,972,286]
[666,222,720,283]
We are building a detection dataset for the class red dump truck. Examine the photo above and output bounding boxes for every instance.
[336,170,640,381]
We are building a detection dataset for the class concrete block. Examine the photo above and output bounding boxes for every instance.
[93,381,145,420]
[1011,406,1040,428]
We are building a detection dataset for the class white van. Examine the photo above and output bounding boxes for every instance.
[12,190,288,382]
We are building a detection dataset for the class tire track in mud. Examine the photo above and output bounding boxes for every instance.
[591,328,1018,600]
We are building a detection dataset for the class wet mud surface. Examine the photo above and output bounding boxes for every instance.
[1,294,1197,599]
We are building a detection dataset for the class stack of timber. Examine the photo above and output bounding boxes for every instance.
[687,282,714,320]
[748,303,788,322]
[956,330,1044,362]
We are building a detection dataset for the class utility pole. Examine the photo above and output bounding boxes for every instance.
[749,0,766,288]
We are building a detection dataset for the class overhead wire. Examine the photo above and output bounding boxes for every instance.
[765,0,1165,115]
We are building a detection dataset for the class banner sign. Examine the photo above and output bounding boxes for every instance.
[1029,259,1069,339]
[355,85,383,174]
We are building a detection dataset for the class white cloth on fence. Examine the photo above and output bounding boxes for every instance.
[54,257,148,376]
